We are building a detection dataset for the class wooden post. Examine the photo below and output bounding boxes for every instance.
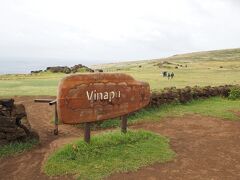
[84,122,91,143]
[121,115,128,133]
[54,103,59,135]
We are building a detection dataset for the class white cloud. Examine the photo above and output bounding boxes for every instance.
[0,0,240,64]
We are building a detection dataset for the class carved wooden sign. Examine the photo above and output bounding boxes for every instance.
[57,73,150,124]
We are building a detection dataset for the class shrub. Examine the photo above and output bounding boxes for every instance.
[228,87,240,100]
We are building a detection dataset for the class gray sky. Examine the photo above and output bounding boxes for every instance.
[0,0,240,65]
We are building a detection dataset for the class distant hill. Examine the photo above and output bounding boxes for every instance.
[164,48,240,62]
[92,48,240,71]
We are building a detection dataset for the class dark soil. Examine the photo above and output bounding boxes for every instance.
[109,115,240,180]
[1,97,240,180]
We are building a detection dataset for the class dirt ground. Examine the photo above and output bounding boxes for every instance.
[1,97,240,180]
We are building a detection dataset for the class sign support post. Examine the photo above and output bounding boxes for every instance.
[121,115,128,133]
[53,102,59,135]
[84,122,91,143]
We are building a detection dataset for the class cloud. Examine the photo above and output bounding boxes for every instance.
[0,0,240,64]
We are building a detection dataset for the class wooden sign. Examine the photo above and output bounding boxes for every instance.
[57,73,150,124]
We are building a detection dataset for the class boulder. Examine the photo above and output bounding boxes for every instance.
[46,66,71,74]
[12,104,27,119]
[0,99,38,146]
[71,64,83,73]
[6,128,26,141]
[0,116,16,128]
[31,70,43,74]
[30,64,94,74]
[0,99,14,109]
[0,132,6,139]
[0,127,17,133]
[71,64,94,73]
[0,139,8,146]
[95,69,104,72]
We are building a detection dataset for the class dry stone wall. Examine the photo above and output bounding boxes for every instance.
[0,99,37,146]
[149,85,238,107]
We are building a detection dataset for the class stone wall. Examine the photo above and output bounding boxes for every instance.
[149,85,238,107]
[0,99,37,146]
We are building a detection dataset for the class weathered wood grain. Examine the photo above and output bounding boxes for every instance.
[57,73,150,124]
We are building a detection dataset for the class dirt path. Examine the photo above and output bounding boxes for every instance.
[0,96,82,180]
[109,115,240,180]
[1,97,240,180]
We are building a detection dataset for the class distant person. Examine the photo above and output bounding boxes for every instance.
[167,73,171,80]
[162,71,167,77]
[171,72,174,79]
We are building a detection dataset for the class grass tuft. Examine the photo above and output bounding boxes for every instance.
[0,139,38,158]
[44,130,175,180]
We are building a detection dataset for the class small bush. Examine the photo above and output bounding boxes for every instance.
[229,87,240,100]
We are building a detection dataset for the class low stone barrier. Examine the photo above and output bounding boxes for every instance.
[149,85,238,107]
[0,99,38,146]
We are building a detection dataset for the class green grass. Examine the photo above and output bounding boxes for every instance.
[0,79,59,96]
[98,97,240,128]
[131,97,240,121]
[44,130,175,180]
[1,48,240,97]
[0,139,38,158]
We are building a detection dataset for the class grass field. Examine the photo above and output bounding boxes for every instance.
[96,97,240,129]
[1,48,240,97]
[44,130,175,180]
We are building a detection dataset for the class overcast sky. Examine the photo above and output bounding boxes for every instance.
[0,0,240,65]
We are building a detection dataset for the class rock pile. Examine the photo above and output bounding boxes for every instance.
[94,69,104,72]
[71,64,94,73]
[30,70,43,74]
[31,64,94,74]
[0,99,38,146]
[150,85,237,107]
[46,66,71,74]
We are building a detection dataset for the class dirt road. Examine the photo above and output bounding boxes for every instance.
[0,96,80,180]
[109,115,240,180]
[1,97,240,180]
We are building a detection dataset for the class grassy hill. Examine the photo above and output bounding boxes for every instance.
[165,48,240,62]
[93,48,240,70]
[1,48,240,96]
[92,48,240,91]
